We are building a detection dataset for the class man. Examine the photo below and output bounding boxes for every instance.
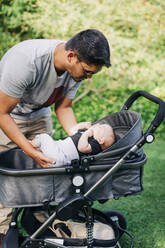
[0,29,110,244]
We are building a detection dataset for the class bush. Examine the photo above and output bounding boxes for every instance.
[0,0,165,139]
[0,0,38,57]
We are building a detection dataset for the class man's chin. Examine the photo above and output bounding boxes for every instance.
[72,76,87,82]
[72,77,82,82]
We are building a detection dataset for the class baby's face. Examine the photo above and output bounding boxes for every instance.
[92,124,113,144]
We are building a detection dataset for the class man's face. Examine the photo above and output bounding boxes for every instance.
[66,52,102,82]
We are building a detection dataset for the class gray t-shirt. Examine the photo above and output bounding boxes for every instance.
[0,39,81,120]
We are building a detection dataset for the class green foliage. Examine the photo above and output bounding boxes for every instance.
[0,0,164,139]
[0,0,39,57]
[0,0,37,30]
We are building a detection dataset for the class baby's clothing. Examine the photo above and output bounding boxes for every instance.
[34,132,102,167]
[34,134,79,167]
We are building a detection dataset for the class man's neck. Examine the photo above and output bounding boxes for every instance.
[54,42,66,76]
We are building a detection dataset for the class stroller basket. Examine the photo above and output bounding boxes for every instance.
[0,110,146,208]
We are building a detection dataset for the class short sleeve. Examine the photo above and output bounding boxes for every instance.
[0,52,35,98]
[64,78,81,99]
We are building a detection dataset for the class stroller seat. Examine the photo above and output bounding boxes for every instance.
[0,110,146,208]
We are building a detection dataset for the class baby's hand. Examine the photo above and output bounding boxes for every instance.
[90,124,105,144]
[70,122,91,135]
[77,128,93,153]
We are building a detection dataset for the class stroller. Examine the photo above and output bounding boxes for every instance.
[0,90,164,248]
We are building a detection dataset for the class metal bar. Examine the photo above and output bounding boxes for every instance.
[30,211,57,239]
[84,145,138,198]
[44,239,69,248]
[117,241,122,248]
[0,167,66,177]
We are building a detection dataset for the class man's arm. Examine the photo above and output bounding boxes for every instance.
[55,97,91,136]
[55,98,78,136]
[0,90,55,168]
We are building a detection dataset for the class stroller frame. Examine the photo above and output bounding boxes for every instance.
[1,90,165,248]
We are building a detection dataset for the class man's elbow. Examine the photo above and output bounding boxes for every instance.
[55,104,72,114]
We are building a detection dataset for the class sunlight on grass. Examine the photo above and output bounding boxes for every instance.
[156,241,165,248]
[94,140,165,248]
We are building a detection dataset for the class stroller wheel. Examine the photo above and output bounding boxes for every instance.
[103,210,127,238]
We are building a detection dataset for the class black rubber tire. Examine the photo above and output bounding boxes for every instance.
[103,210,127,238]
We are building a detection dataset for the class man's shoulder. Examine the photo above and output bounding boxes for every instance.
[11,39,62,49]
[4,39,63,62]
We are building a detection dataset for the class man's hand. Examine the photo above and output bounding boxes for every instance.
[29,140,56,168]
[29,148,56,168]
[70,122,91,135]
[55,98,91,136]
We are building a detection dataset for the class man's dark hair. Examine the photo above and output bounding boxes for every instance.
[65,29,111,67]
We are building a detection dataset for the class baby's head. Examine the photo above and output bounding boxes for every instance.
[92,123,115,151]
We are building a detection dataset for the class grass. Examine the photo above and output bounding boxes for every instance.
[95,139,165,248]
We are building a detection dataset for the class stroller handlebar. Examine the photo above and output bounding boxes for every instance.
[122,90,165,132]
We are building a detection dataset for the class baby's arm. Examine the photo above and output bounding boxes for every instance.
[78,128,93,153]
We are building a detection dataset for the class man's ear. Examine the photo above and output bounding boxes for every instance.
[66,50,77,63]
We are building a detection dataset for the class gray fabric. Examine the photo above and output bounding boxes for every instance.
[0,149,113,207]
[0,39,81,120]
[0,110,146,207]
[95,110,143,149]
[0,174,54,207]
[0,169,113,207]
[111,167,143,198]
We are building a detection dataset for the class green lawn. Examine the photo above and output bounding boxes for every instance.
[95,139,165,248]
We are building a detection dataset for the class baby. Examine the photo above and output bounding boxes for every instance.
[32,124,115,167]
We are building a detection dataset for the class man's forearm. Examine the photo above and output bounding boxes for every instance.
[0,113,56,167]
[0,113,36,156]
[0,91,54,167]
[56,106,77,136]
